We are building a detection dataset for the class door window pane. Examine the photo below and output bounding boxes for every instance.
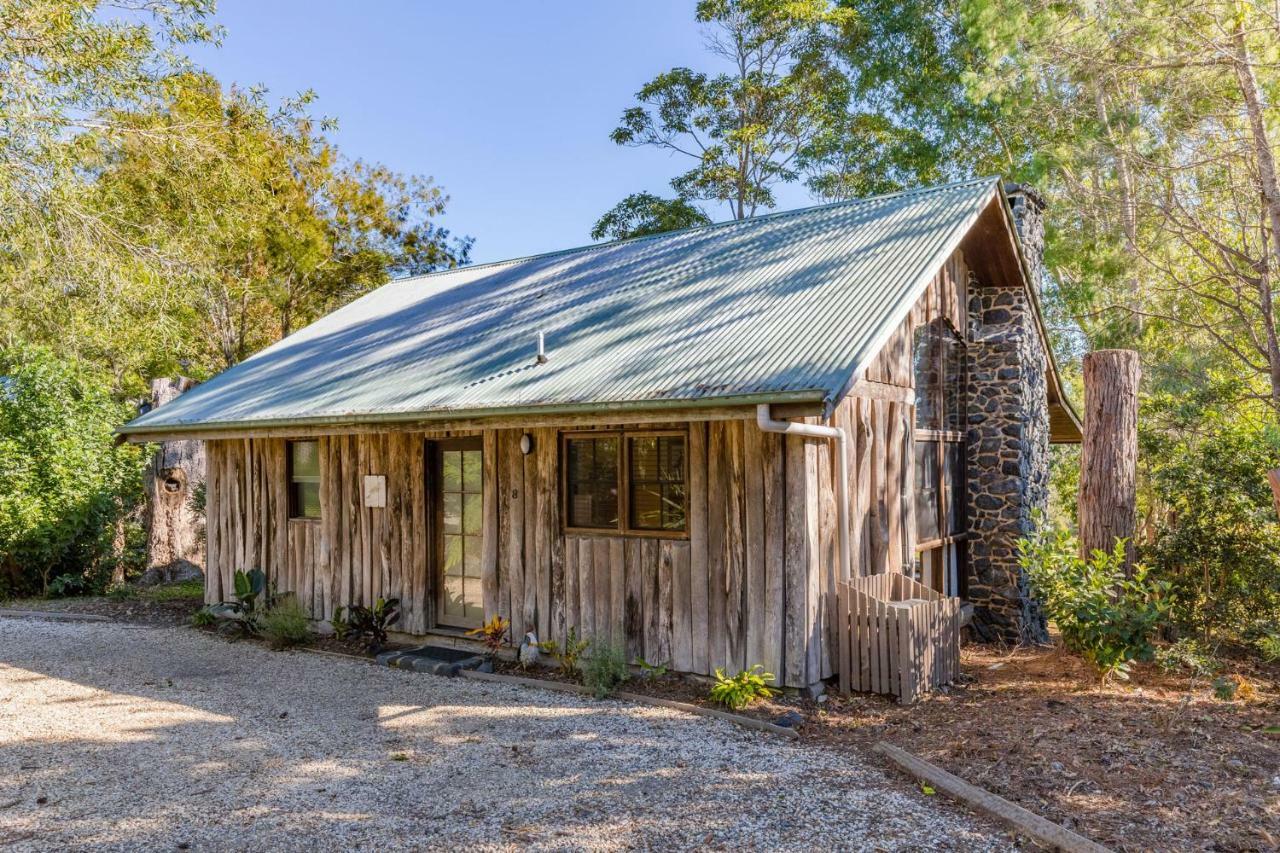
[915,440,940,542]
[289,440,321,519]
[628,435,687,531]
[566,437,619,528]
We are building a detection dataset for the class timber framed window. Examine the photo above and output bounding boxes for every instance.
[912,318,966,595]
[561,430,688,537]
[288,440,321,520]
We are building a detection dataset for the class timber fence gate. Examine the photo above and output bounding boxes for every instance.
[835,572,962,703]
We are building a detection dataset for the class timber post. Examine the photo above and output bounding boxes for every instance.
[1078,349,1140,575]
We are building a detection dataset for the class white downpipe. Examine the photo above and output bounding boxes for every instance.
[756,404,852,582]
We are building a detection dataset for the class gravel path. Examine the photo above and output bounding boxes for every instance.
[0,619,1009,851]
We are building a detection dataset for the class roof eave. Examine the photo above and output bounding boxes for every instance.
[117,389,830,442]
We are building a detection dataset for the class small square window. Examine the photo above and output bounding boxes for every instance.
[289,440,321,519]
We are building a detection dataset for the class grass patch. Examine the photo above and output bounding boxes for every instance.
[141,579,205,602]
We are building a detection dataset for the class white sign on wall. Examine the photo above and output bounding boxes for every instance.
[363,475,386,508]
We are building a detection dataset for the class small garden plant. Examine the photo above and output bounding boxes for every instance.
[466,615,510,659]
[260,598,311,649]
[1155,638,1218,677]
[1018,521,1169,681]
[583,642,630,698]
[635,657,668,681]
[539,627,590,677]
[332,597,400,651]
[709,665,775,710]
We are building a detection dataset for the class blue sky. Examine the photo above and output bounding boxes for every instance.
[185,1,815,263]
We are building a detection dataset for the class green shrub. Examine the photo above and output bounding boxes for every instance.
[583,642,630,698]
[260,598,311,649]
[0,345,144,597]
[539,627,590,677]
[144,579,204,602]
[191,606,217,628]
[1154,638,1218,677]
[46,573,89,598]
[333,597,400,650]
[1018,521,1170,681]
[709,665,775,709]
[1145,419,1280,642]
[1257,633,1280,663]
[106,582,136,601]
[635,657,668,681]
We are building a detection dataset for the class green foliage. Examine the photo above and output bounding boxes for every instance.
[709,665,776,709]
[1154,639,1218,678]
[1018,522,1170,681]
[105,583,136,602]
[591,193,710,241]
[0,346,144,598]
[609,0,854,220]
[1257,634,1280,664]
[583,642,630,698]
[144,579,204,602]
[1144,418,1280,642]
[210,568,268,635]
[46,574,89,598]
[635,657,669,681]
[260,597,312,649]
[190,606,217,628]
[334,597,401,650]
[539,627,591,677]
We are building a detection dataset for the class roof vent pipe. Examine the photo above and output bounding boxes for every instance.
[756,404,852,582]
[536,332,548,365]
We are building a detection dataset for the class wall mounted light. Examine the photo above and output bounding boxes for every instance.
[519,433,534,455]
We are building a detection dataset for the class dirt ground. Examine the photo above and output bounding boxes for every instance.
[2,580,204,626]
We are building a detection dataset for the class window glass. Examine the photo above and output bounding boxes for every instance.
[944,441,966,535]
[914,440,940,542]
[628,435,687,531]
[943,333,966,432]
[566,436,619,528]
[289,440,321,519]
[913,324,941,430]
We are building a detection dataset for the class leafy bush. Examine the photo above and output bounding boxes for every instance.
[334,597,400,650]
[583,642,630,698]
[46,573,89,598]
[1256,633,1280,663]
[539,627,590,677]
[709,665,775,709]
[191,607,217,628]
[1144,419,1280,643]
[209,568,268,635]
[260,598,311,649]
[0,346,144,597]
[466,615,510,659]
[106,582,136,601]
[1018,521,1170,681]
[1212,674,1256,702]
[1154,638,1218,677]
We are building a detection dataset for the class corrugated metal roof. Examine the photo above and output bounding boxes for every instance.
[122,177,1004,434]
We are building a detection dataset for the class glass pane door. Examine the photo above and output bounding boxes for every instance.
[433,438,484,628]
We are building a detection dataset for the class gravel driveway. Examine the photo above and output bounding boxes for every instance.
[0,618,1007,851]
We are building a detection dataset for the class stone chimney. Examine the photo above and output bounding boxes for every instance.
[963,184,1052,644]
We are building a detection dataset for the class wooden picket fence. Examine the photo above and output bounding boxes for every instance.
[835,572,962,704]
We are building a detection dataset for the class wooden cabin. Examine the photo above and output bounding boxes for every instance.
[121,178,1081,691]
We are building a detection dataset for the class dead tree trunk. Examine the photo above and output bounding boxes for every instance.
[142,377,206,584]
[1078,350,1140,575]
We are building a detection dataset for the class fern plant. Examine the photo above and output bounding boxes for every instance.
[539,627,590,677]
[709,665,775,710]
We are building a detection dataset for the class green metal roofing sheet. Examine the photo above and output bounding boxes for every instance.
[122,177,1003,434]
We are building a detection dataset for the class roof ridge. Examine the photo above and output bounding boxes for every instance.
[395,176,1001,286]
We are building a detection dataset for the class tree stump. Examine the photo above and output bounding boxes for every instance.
[142,377,206,584]
[1078,350,1140,575]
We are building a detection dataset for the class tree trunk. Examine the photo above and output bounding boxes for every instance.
[1078,350,1140,575]
[142,377,206,584]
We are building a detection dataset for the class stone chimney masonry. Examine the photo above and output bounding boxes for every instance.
[963,183,1052,644]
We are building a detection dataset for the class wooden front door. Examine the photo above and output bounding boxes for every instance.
[430,437,484,628]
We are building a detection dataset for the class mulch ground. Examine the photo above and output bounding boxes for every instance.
[502,644,1279,852]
